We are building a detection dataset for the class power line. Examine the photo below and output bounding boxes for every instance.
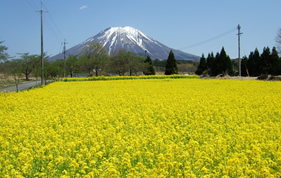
[30,0,40,9]
[25,0,39,11]
[179,27,237,50]
[27,1,66,56]
[26,1,65,42]
[42,3,65,40]
[43,16,63,43]
[41,1,66,58]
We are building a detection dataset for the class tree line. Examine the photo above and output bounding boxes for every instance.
[0,42,157,80]
[196,27,281,77]
[0,42,190,82]
[196,47,233,76]
[196,46,281,77]
[59,43,157,77]
[240,47,280,76]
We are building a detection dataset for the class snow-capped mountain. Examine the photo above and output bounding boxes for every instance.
[49,26,199,61]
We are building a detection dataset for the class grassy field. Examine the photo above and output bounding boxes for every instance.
[0,78,281,177]
[0,74,37,88]
[0,74,16,88]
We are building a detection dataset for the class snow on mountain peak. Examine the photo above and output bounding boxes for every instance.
[106,26,146,38]
[98,26,153,54]
[49,26,200,61]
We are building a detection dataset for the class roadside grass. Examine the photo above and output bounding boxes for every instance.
[0,74,39,89]
[0,79,17,88]
[0,78,38,88]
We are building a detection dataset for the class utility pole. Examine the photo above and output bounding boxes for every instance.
[237,24,242,76]
[37,1,47,85]
[63,39,67,78]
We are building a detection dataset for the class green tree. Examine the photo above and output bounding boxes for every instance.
[107,49,129,76]
[260,47,271,74]
[18,53,40,80]
[241,56,248,76]
[212,52,221,76]
[5,59,23,90]
[270,47,280,75]
[153,58,166,73]
[128,52,145,76]
[212,47,233,76]
[78,55,92,76]
[247,48,261,76]
[221,47,233,75]
[107,49,145,76]
[46,59,64,78]
[165,50,178,75]
[80,42,109,76]
[0,41,8,62]
[66,55,79,77]
[0,60,10,75]
[153,58,166,68]
[206,52,215,75]
[195,54,207,75]
[143,55,155,75]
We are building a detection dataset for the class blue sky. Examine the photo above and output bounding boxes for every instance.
[1,0,281,59]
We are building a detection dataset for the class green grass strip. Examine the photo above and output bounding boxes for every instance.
[56,75,200,82]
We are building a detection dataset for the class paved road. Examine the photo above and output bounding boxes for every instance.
[0,80,52,93]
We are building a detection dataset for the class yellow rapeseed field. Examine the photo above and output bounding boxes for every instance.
[1,78,281,177]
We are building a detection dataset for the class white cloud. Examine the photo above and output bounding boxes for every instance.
[79,5,88,10]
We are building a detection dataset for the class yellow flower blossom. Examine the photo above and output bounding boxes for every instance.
[0,78,281,177]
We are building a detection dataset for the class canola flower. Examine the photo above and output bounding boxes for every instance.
[0,78,281,177]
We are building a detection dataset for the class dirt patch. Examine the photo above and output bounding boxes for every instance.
[204,74,257,80]
[257,74,281,81]
[212,74,281,81]
[225,76,257,80]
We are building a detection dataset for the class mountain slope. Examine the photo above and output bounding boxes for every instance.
[49,26,199,61]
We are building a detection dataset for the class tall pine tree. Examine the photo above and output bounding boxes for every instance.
[211,47,233,76]
[195,54,207,75]
[260,47,271,74]
[165,50,178,75]
[241,56,248,76]
[220,47,233,75]
[212,52,221,76]
[270,47,280,75]
[143,55,155,75]
[247,48,261,76]
[207,52,215,76]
